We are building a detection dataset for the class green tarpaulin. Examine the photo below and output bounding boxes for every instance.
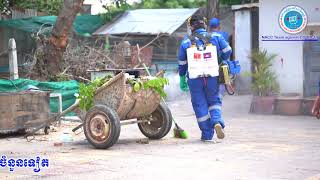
[0,15,105,36]
[0,79,79,114]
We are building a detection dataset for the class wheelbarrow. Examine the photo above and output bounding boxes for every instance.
[28,72,173,149]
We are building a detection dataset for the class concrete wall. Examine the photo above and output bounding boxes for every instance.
[234,10,252,93]
[84,0,107,15]
[259,0,320,95]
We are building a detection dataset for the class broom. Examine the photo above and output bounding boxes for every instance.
[161,98,188,139]
[136,44,188,139]
[172,119,188,139]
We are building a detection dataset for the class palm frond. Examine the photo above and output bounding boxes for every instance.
[248,49,279,96]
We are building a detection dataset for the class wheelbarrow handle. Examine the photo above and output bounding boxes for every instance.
[58,99,80,118]
[72,123,83,132]
[25,100,80,137]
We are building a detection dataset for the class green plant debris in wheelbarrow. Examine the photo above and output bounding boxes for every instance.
[78,74,169,111]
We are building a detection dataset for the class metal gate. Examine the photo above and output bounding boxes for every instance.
[304,41,320,97]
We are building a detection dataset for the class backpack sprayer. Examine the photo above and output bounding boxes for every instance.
[187,33,241,95]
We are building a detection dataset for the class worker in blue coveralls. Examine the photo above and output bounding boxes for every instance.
[312,81,320,119]
[209,18,230,43]
[209,17,231,96]
[178,15,232,141]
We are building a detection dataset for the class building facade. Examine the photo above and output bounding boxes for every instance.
[259,0,320,97]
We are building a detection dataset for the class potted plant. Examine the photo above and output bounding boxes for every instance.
[275,92,302,116]
[248,49,280,114]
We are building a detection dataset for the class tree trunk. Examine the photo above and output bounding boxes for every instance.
[207,0,219,19]
[43,0,84,77]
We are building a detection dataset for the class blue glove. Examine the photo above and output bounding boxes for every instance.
[227,60,241,75]
[179,75,189,92]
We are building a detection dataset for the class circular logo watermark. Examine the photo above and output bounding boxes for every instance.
[279,5,308,34]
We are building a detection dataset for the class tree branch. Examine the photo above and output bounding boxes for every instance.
[83,45,117,67]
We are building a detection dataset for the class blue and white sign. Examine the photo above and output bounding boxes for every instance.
[279,5,308,34]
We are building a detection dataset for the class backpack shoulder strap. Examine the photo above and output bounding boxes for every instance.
[188,32,212,45]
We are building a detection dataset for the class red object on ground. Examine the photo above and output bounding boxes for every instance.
[54,142,63,147]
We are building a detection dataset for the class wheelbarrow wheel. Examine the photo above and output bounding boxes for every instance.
[138,102,172,139]
[84,105,121,149]
[164,104,173,135]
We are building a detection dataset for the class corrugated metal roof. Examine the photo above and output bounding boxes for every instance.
[231,3,259,11]
[93,8,198,35]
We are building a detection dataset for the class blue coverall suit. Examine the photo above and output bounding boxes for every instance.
[215,31,229,43]
[178,28,232,140]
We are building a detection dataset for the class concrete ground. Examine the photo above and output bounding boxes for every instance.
[1,95,320,180]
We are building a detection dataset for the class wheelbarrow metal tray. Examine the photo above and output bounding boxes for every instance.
[0,91,50,133]
[94,73,161,120]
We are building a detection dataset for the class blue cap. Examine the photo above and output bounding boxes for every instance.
[209,18,220,28]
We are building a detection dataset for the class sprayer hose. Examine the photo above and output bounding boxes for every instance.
[225,74,236,95]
